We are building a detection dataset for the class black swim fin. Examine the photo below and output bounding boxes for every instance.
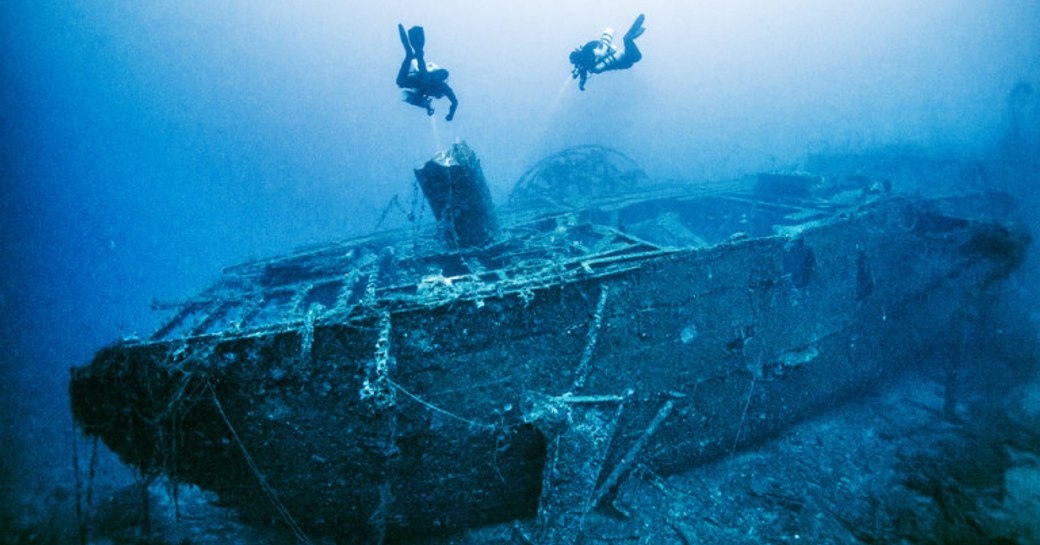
[398,24,412,56]
[408,26,426,56]
[625,14,645,40]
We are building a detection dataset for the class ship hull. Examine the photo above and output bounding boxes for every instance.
[71,193,1027,542]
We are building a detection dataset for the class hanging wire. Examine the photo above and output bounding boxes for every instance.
[207,383,315,545]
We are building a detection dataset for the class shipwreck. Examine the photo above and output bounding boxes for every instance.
[70,143,1029,544]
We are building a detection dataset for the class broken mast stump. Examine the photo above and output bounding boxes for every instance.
[414,140,500,249]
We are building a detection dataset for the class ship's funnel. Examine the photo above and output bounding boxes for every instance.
[414,140,499,249]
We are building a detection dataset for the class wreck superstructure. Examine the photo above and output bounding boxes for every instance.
[70,143,1029,544]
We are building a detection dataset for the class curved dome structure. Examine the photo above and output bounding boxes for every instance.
[509,145,650,210]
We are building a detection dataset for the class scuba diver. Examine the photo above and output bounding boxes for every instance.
[396,24,458,121]
[569,14,646,91]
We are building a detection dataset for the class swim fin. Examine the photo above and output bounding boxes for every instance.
[398,24,412,56]
[625,14,645,40]
[408,26,426,56]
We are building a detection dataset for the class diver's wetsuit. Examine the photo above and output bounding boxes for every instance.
[396,25,458,120]
[571,14,645,91]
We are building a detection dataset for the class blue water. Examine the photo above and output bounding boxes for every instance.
[2,1,1039,541]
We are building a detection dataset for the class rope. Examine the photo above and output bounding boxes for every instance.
[207,383,315,545]
[387,378,495,431]
[139,372,196,427]
[730,374,757,460]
